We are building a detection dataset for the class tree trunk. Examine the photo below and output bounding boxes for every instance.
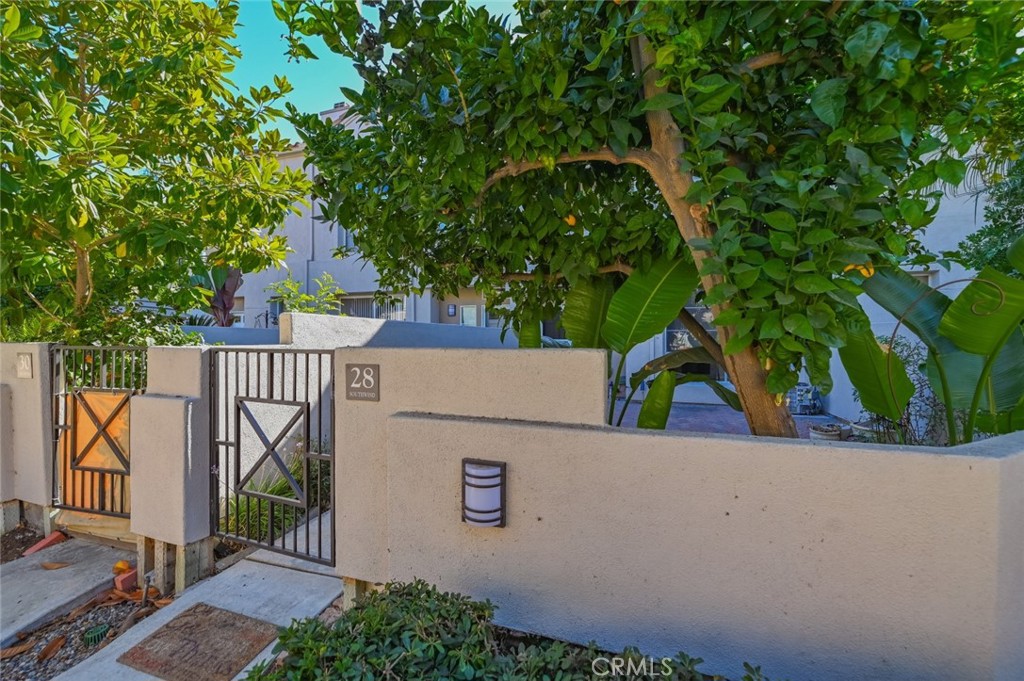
[633,35,799,438]
[74,246,92,315]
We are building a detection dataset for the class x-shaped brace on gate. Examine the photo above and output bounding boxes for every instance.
[235,398,307,507]
[72,390,131,473]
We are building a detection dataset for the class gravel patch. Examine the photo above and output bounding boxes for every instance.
[0,599,144,681]
[1,526,44,564]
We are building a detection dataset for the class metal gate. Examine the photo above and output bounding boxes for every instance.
[51,345,147,518]
[210,349,334,566]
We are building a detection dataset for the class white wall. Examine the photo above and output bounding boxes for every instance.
[0,343,52,508]
[329,347,1023,681]
[380,414,1023,681]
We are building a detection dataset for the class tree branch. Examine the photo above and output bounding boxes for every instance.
[476,148,661,206]
[735,51,787,73]
[677,307,725,366]
[24,286,69,327]
[503,261,634,282]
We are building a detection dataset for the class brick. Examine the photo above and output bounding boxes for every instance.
[114,567,138,592]
[21,530,67,556]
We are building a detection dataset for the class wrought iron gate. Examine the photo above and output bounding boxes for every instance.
[51,345,147,517]
[210,349,334,566]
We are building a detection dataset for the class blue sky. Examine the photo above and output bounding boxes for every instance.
[228,0,516,141]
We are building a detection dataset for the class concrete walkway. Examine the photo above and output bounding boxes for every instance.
[54,553,342,680]
[0,538,133,647]
[247,510,334,577]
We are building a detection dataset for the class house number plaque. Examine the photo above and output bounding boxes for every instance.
[345,363,380,401]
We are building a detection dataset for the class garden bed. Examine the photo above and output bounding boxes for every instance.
[248,580,772,681]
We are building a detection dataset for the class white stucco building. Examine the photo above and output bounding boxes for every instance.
[233,104,493,331]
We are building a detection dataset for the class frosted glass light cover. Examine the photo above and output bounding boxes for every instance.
[462,460,505,527]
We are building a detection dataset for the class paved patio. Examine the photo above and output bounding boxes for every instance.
[614,400,840,437]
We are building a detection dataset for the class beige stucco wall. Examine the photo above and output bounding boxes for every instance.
[0,343,52,507]
[377,414,1023,681]
[129,347,210,545]
[334,348,608,580]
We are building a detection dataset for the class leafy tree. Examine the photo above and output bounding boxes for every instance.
[953,162,1024,276]
[279,0,1022,437]
[0,1,311,344]
[265,272,346,315]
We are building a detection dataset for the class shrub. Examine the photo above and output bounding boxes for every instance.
[248,580,772,681]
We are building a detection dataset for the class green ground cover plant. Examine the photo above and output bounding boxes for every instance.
[248,580,774,681]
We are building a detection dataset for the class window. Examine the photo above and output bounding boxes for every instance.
[268,299,285,326]
[231,297,245,327]
[459,305,478,326]
[339,294,406,321]
[665,304,725,381]
[907,269,935,287]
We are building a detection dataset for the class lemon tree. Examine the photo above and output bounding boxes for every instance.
[279,0,1022,437]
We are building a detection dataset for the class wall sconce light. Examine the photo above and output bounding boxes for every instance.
[462,458,506,527]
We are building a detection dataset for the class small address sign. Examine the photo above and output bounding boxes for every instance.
[345,363,380,401]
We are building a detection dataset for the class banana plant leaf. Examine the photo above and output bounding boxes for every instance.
[676,374,742,411]
[926,334,1024,412]
[636,370,676,429]
[975,394,1024,435]
[860,267,953,353]
[939,267,1024,356]
[561,277,614,349]
[1008,234,1024,273]
[861,266,1024,412]
[629,347,720,390]
[516,319,542,348]
[601,256,699,355]
[838,328,914,422]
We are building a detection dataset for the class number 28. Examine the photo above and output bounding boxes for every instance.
[350,366,375,389]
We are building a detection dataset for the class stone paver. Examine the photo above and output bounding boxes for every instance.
[53,557,342,681]
[614,400,840,437]
[0,538,133,647]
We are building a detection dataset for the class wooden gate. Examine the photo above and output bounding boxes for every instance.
[51,346,147,518]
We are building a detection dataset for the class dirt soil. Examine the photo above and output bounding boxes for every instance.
[1,526,44,564]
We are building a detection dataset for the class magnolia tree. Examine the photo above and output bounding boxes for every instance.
[279,0,1022,437]
[0,0,310,343]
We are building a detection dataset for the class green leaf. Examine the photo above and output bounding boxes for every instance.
[8,24,40,41]
[862,268,1024,413]
[838,329,914,422]
[845,21,891,66]
[601,257,700,355]
[783,313,816,340]
[636,371,676,429]
[939,268,1024,357]
[935,158,967,186]
[549,69,568,100]
[975,395,1024,435]
[642,93,687,111]
[810,78,849,128]
[562,277,614,349]
[516,319,542,348]
[2,4,20,38]
[793,274,835,294]
[763,211,796,232]
[629,347,719,390]
[1008,235,1024,273]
